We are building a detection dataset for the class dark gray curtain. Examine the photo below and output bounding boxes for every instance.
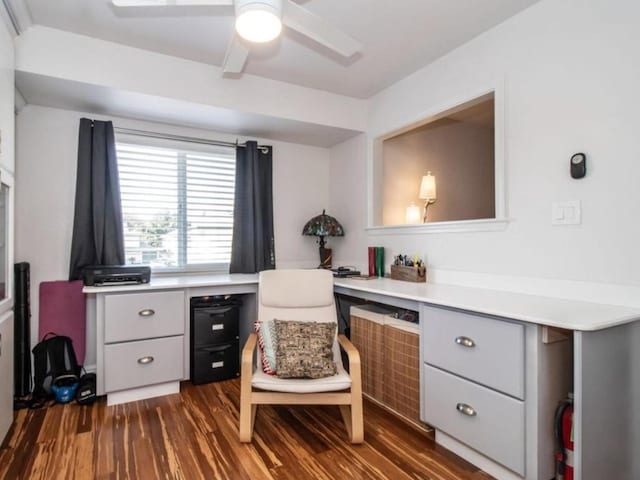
[69,118,125,280]
[229,141,275,273]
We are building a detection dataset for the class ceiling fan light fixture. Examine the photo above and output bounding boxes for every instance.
[235,0,283,43]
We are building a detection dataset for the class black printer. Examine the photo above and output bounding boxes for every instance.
[82,265,151,286]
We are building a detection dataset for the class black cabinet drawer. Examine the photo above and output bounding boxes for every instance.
[191,343,239,385]
[192,305,239,346]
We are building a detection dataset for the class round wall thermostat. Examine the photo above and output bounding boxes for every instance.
[570,153,586,179]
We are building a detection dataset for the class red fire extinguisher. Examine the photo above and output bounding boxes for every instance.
[554,393,574,480]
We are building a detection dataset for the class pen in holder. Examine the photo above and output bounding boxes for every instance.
[390,264,426,282]
[390,254,426,282]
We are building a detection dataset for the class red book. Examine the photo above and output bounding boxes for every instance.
[368,246,376,277]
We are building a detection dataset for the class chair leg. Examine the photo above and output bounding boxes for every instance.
[239,374,255,442]
[240,404,257,442]
[350,393,364,444]
[347,353,364,444]
[339,399,363,444]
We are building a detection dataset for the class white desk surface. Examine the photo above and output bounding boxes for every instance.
[83,272,640,331]
[82,273,259,294]
[334,277,640,332]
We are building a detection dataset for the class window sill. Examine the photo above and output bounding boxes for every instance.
[366,218,509,235]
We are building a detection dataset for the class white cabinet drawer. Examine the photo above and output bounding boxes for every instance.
[104,336,184,393]
[422,304,524,399]
[424,365,525,475]
[105,291,185,343]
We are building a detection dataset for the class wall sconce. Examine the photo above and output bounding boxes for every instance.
[419,171,437,223]
[405,202,421,224]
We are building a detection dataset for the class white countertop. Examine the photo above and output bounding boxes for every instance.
[334,277,640,332]
[82,273,259,294]
[83,272,640,331]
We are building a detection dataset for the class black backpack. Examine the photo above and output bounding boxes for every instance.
[32,333,81,400]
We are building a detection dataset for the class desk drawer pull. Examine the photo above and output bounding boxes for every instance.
[455,336,476,348]
[456,403,477,417]
[137,356,154,365]
[138,309,155,317]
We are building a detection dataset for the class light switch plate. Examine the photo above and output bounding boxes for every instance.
[552,200,581,225]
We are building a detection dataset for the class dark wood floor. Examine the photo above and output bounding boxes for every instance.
[0,380,493,479]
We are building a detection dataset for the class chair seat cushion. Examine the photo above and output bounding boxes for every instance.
[252,364,352,393]
[275,320,337,379]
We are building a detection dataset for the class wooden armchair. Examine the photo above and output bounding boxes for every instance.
[239,269,363,443]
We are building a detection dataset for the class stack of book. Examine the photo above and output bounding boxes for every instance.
[367,246,385,277]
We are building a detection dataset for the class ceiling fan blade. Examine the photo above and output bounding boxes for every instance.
[281,0,362,57]
[112,0,233,6]
[223,34,250,74]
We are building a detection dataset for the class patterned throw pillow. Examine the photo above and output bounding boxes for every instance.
[254,320,277,375]
[274,320,337,379]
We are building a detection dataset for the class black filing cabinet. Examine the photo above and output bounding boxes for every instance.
[190,296,242,385]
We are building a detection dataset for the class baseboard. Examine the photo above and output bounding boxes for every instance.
[436,430,523,480]
[106,381,180,406]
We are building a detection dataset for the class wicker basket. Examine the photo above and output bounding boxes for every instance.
[382,324,420,423]
[350,306,391,402]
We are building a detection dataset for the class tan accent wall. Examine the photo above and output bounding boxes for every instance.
[382,117,495,224]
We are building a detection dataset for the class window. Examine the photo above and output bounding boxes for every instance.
[116,137,236,271]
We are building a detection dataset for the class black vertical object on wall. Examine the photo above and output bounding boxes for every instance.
[68,118,125,280]
[229,141,276,273]
[14,262,31,398]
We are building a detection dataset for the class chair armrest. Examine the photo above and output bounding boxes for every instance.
[241,333,258,376]
[338,334,361,368]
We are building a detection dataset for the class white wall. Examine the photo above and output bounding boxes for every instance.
[15,105,330,365]
[0,15,15,444]
[0,16,14,321]
[0,16,15,322]
[331,0,640,306]
[329,134,368,269]
[0,18,13,173]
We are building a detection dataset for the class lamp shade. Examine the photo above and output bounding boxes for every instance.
[419,171,437,200]
[405,202,421,224]
[235,0,283,43]
[302,210,344,237]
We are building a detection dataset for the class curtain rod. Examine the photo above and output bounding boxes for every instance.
[114,127,270,153]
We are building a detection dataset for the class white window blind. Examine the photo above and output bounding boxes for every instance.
[116,138,236,271]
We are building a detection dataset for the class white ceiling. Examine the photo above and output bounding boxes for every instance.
[22,0,540,99]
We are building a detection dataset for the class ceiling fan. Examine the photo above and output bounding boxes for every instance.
[112,0,363,74]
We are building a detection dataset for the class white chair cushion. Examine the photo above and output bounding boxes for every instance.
[252,363,352,393]
[259,269,334,308]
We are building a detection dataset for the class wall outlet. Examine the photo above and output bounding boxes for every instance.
[552,200,581,225]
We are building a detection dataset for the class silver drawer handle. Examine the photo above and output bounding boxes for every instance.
[456,403,477,417]
[455,336,476,348]
[138,309,155,317]
[137,356,154,365]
